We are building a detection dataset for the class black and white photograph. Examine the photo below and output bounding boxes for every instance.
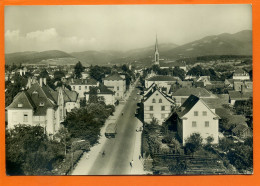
[5,5,252,175]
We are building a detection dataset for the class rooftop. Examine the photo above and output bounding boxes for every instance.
[147,75,180,82]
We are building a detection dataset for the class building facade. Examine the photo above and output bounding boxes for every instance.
[103,73,126,100]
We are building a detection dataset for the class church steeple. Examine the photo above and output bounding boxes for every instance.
[154,34,160,65]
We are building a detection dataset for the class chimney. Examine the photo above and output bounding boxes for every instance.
[241,84,245,93]
[39,78,43,87]
[27,77,32,89]
[43,78,47,85]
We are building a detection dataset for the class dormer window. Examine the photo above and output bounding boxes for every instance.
[18,103,23,107]
[39,102,45,106]
[32,91,38,94]
[97,89,100,93]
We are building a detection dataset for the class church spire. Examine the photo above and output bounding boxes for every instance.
[154,34,160,65]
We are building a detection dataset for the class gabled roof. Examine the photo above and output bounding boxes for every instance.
[143,87,175,104]
[177,94,220,119]
[85,84,115,95]
[228,115,247,125]
[70,78,98,85]
[228,91,252,100]
[6,91,36,110]
[234,69,248,74]
[7,82,58,116]
[147,75,180,82]
[103,73,124,81]
[173,87,216,98]
[232,124,250,135]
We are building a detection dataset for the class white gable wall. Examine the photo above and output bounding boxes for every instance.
[181,100,219,144]
[144,90,174,125]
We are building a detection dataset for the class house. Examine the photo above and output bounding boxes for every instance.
[232,69,250,80]
[85,84,115,105]
[6,79,61,136]
[176,95,220,144]
[70,78,99,98]
[232,124,252,139]
[103,73,126,100]
[233,81,252,92]
[143,86,175,125]
[228,90,252,105]
[196,76,211,86]
[145,75,181,93]
[172,87,218,106]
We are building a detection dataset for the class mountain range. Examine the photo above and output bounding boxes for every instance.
[5,30,252,66]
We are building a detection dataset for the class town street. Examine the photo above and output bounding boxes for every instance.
[72,84,143,175]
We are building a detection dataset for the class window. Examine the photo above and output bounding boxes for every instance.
[85,86,88,90]
[18,103,23,107]
[159,99,162,103]
[73,86,75,90]
[152,99,156,103]
[150,114,153,118]
[23,114,28,122]
[203,111,207,116]
[194,111,198,116]
[150,106,153,111]
[117,86,119,90]
[161,114,165,119]
[205,121,209,127]
[117,93,119,96]
[161,106,165,111]
[79,86,81,90]
[192,121,197,127]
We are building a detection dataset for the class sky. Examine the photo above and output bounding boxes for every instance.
[5,5,252,53]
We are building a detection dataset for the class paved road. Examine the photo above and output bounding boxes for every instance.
[87,87,141,175]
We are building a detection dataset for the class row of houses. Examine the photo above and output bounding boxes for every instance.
[140,73,252,145]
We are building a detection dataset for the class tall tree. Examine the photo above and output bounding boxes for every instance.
[74,61,84,79]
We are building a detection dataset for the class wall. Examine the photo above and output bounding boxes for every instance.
[104,80,126,100]
[7,109,33,129]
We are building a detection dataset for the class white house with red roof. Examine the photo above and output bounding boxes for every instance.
[103,73,126,100]
[176,95,220,144]
[143,86,175,125]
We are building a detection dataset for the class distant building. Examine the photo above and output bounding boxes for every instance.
[85,84,115,105]
[143,86,175,125]
[196,76,211,87]
[145,75,181,93]
[172,87,218,106]
[154,35,160,66]
[176,95,220,144]
[228,90,252,105]
[232,69,250,80]
[103,73,126,100]
[70,78,99,98]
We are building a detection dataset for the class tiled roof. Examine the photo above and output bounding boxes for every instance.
[215,108,232,118]
[7,82,57,116]
[147,75,180,82]
[228,91,252,100]
[234,69,247,74]
[85,84,114,95]
[70,78,98,85]
[201,96,229,109]
[143,86,175,104]
[173,87,216,98]
[103,73,124,81]
[177,94,219,119]
[232,124,250,135]
[228,115,247,125]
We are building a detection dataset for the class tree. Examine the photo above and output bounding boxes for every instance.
[185,133,203,155]
[74,61,84,79]
[227,144,253,172]
[6,125,65,175]
[168,159,187,174]
[39,68,49,78]
[88,87,99,103]
[54,127,71,156]
[54,70,65,81]
[172,67,185,80]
